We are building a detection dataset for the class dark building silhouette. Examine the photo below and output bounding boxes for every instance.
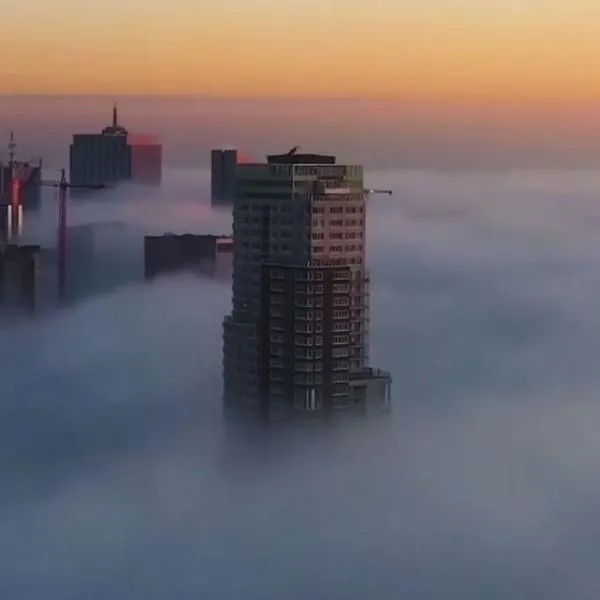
[144,234,233,280]
[0,244,40,310]
[223,149,392,420]
[0,133,42,212]
[0,205,23,243]
[69,104,162,192]
[211,148,237,204]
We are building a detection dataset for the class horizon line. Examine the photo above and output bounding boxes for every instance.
[2,93,600,108]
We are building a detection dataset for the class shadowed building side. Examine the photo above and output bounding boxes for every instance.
[211,148,238,204]
[0,244,40,312]
[144,234,233,280]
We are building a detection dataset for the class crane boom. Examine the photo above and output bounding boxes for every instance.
[364,189,392,195]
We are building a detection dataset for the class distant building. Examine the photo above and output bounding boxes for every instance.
[69,104,162,192]
[0,205,23,243]
[211,149,238,204]
[223,148,392,420]
[144,233,233,280]
[63,222,144,302]
[0,133,42,211]
[0,244,40,310]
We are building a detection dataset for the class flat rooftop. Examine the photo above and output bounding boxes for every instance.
[267,153,336,165]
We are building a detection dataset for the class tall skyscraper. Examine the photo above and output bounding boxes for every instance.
[69,104,162,190]
[223,149,392,420]
[211,148,237,203]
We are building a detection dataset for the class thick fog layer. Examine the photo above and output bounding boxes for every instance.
[2,169,600,599]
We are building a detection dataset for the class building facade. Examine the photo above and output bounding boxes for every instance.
[223,151,391,419]
[1,162,42,212]
[211,148,237,204]
[69,105,162,190]
[0,244,40,311]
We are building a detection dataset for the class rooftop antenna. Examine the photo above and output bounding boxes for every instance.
[8,131,16,166]
[287,145,300,155]
[112,102,118,128]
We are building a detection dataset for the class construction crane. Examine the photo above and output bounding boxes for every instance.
[364,188,392,196]
[4,159,108,301]
[37,169,107,301]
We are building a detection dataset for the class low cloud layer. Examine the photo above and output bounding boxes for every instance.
[2,169,600,599]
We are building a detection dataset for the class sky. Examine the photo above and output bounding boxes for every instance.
[5,95,600,170]
[3,169,600,597]
[3,0,600,100]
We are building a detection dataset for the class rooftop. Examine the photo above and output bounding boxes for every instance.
[266,146,336,165]
[267,153,336,165]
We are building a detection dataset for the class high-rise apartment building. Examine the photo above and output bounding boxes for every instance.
[223,149,391,419]
[69,104,162,191]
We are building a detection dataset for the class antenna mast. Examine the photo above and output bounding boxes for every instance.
[8,131,16,166]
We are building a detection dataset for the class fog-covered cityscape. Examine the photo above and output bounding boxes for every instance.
[3,117,600,595]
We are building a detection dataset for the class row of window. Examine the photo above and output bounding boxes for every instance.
[295,309,350,320]
[269,359,350,371]
[311,204,364,214]
[269,345,351,359]
[311,231,363,241]
[271,269,350,281]
[269,375,350,391]
[292,335,350,346]
[311,219,364,228]
[313,245,363,254]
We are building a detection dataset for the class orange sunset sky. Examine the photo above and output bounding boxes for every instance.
[2,0,600,101]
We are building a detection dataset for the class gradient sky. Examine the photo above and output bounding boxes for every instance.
[3,0,600,99]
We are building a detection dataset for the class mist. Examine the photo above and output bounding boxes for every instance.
[3,168,600,598]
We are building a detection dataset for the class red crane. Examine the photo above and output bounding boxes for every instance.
[37,169,107,301]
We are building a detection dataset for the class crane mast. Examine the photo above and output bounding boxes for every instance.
[38,169,106,302]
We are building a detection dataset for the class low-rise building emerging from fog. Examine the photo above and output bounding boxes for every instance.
[144,234,233,280]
